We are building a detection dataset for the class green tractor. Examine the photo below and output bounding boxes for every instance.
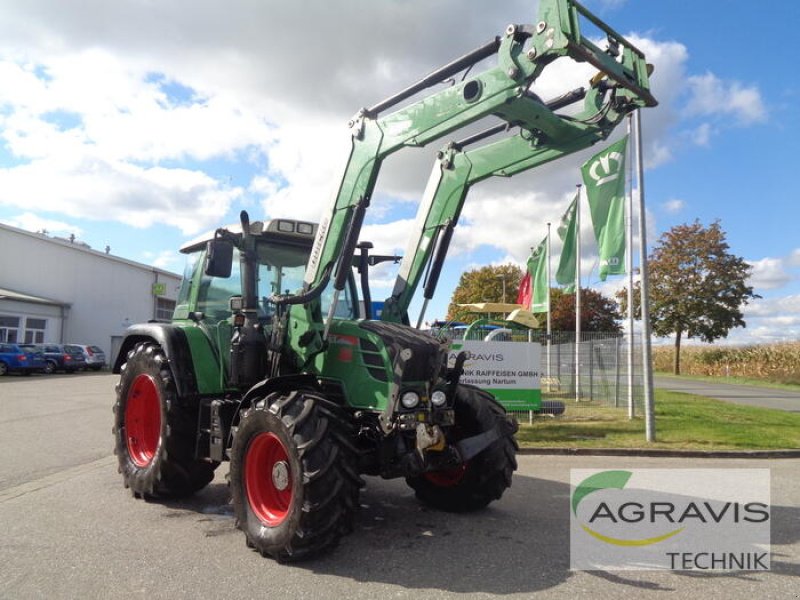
[112,0,656,561]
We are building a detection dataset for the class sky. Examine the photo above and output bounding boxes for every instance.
[1,0,798,346]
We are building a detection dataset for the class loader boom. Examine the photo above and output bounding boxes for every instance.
[279,0,655,367]
[380,81,628,324]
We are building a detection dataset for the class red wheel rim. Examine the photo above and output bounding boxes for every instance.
[125,374,162,468]
[245,432,293,526]
[424,463,468,487]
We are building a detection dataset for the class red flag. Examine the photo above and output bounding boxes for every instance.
[516,271,532,309]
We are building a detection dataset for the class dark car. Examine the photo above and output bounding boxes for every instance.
[0,342,47,375]
[38,343,87,374]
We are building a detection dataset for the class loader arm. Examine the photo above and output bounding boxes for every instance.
[280,0,656,368]
[380,81,628,324]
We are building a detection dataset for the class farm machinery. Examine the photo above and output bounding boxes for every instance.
[113,0,655,561]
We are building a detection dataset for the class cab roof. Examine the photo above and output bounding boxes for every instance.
[180,218,318,254]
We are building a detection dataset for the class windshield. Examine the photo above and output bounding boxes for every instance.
[191,239,355,323]
[254,243,308,319]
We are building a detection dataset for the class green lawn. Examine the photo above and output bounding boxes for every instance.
[515,389,800,450]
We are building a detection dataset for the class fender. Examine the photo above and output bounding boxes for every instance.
[240,373,323,409]
[225,373,324,452]
[112,323,200,398]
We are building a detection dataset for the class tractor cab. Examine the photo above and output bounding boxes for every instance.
[175,218,358,326]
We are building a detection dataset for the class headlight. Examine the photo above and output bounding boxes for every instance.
[400,391,420,409]
[431,390,447,407]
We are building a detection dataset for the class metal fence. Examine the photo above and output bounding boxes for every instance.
[437,323,646,416]
[538,331,644,411]
[457,329,645,418]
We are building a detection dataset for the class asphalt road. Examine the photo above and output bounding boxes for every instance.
[654,375,800,412]
[1,373,798,599]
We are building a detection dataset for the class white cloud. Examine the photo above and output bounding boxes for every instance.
[0,155,242,235]
[4,212,83,237]
[690,122,713,146]
[662,198,685,214]
[686,72,767,125]
[0,2,698,244]
[788,249,800,267]
[732,295,800,344]
[142,249,182,271]
[748,257,792,291]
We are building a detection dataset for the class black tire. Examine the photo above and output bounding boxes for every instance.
[406,384,518,512]
[43,361,55,375]
[230,389,362,562]
[113,342,217,498]
[0,362,8,376]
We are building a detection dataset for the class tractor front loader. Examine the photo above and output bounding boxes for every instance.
[112,0,656,561]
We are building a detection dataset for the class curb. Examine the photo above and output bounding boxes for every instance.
[517,447,800,459]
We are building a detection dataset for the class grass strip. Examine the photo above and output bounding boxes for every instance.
[515,389,800,450]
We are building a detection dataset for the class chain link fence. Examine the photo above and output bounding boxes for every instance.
[466,329,644,420]
[436,323,645,418]
[538,331,644,410]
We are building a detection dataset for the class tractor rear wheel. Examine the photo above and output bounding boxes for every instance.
[407,384,518,512]
[230,389,362,562]
[113,342,217,498]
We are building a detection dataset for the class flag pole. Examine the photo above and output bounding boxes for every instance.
[527,244,534,426]
[546,222,552,384]
[626,115,635,419]
[575,184,582,403]
[634,109,656,441]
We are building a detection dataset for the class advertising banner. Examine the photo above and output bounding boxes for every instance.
[449,340,541,410]
[570,468,771,571]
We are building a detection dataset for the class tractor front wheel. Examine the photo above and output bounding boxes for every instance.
[407,384,518,512]
[113,342,217,498]
[230,390,362,562]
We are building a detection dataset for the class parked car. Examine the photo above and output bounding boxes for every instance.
[38,343,87,373]
[70,344,107,371]
[18,344,48,373]
[0,342,47,375]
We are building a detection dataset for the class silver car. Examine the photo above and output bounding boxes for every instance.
[71,344,107,371]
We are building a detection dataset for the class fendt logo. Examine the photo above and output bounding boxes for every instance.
[570,469,771,571]
[587,150,624,186]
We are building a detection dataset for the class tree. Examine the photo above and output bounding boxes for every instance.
[617,220,758,375]
[550,288,623,333]
[446,264,522,323]
[446,262,621,332]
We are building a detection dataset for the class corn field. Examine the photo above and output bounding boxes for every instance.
[653,342,800,385]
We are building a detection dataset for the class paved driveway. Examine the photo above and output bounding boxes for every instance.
[2,374,799,598]
[654,375,800,412]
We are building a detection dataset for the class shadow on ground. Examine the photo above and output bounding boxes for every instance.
[159,469,800,595]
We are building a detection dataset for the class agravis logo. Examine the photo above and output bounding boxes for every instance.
[570,469,771,571]
[572,470,684,547]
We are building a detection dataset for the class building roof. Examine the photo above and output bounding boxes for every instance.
[0,287,69,307]
[0,221,180,279]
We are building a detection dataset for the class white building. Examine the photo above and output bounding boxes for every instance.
[0,222,181,366]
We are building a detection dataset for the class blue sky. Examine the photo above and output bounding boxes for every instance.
[1,0,798,345]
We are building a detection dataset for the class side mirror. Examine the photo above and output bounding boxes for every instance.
[204,239,233,278]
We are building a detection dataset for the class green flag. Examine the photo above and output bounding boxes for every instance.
[582,136,628,281]
[555,194,578,293]
[527,236,548,313]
